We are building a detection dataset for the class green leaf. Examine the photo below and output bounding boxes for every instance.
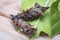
[50,0,60,37]
[22,0,60,38]
[22,0,49,10]
[33,12,51,37]
[50,0,59,16]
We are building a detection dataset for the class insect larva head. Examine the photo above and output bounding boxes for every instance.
[41,7,49,12]
[10,15,15,20]
[35,3,49,12]
[10,15,19,26]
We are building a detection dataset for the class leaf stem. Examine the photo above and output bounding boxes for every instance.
[45,0,50,7]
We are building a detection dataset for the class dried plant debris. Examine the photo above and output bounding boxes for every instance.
[10,15,37,36]
[15,3,49,21]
